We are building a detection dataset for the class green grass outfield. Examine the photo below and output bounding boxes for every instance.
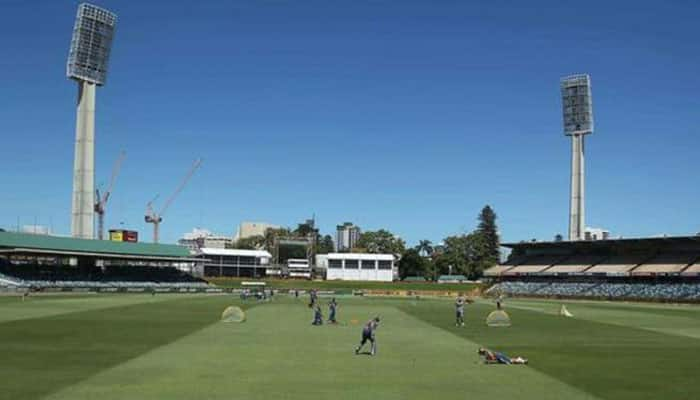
[1,294,698,400]
[207,277,479,292]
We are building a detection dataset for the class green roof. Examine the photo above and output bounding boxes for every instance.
[402,276,428,282]
[437,275,467,281]
[0,231,190,258]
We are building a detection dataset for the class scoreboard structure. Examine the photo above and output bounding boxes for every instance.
[109,229,139,243]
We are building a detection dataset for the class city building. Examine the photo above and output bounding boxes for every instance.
[21,225,52,235]
[585,227,610,241]
[194,247,271,278]
[335,222,361,252]
[234,222,281,242]
[201,236,231,249]
[323,253,395,282]
[178,229,232,252]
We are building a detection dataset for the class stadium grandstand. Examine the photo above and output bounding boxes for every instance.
[0,231,210,291]
[485,236,700,301]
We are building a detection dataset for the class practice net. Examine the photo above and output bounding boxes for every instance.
[486,310,511,327]
[560,305,574,318]
[221,306,246,323]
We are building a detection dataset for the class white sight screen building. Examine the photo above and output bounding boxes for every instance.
[324,253,395,282]
[67,3,117,86]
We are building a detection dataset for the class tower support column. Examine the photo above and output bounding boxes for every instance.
[569,133,585,241]
[71,80,96,239]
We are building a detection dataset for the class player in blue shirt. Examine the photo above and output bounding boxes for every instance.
[355,317,380,356]
[478,348,528,365]
[309,288,318,308]
[312,303,323,325]
[455,295,466,326]
[328,298,338,324]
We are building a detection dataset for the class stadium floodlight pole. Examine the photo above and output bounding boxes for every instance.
[560,74,594,241]
[67,4,117,239]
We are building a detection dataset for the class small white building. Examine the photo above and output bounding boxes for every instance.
[195,247,271,278]
[324,253,395,282]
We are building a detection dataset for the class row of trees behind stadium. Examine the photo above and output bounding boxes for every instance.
[230,205,500,280]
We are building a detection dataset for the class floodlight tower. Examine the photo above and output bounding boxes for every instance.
[560,74,594,241]
[67,4,117,239]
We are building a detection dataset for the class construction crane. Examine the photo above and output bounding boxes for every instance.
[95,151,126,240]
[145,158,202,244]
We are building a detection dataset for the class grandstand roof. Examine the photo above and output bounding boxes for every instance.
[0,231,190,259]
[502,236,700,251]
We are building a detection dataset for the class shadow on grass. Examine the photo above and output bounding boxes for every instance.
[0,295,247,400]
[399,301,700,400]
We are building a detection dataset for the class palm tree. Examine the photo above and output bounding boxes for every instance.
[415,240,433,257]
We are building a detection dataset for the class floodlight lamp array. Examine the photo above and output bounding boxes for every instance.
[560,74,593,135]
[66,3,117,86]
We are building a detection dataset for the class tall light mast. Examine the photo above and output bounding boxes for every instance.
[67,4,117,239]
[561,74,594,241]
[145,159,202,244]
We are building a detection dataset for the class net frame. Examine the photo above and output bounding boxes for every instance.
[221,306,246,323]
[486,310,511,327]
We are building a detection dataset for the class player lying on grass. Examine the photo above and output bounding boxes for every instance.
[478,348,528,365]
[355,317,380,356]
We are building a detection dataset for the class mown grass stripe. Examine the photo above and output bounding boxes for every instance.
[502,299,700,340]
[42,299,596,400]
[0,295,239,400]
[0,294,207,324]
[399,300,700,400]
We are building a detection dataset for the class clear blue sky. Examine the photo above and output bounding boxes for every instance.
[0,0,698,245]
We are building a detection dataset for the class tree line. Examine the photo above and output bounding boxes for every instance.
[399,206,499,280]
[228,205,500,279]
